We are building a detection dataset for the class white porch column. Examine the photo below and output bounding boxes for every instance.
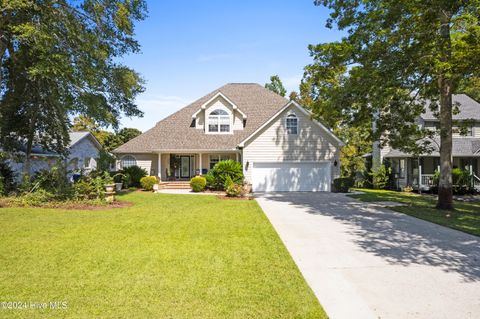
[199,153,202,175]
[419,164,422,188]
[157,153,162,180]
[236,152,239,162]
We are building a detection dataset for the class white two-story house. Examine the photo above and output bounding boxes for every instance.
[113,83,344,192]
[378,94,480,190]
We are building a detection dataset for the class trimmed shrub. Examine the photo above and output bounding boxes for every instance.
[226,183,244,197]
[190,176,207,192]
[333,177,354,193]
[121,165,147,188]
[140,176,158,191]
[208,160,244,190]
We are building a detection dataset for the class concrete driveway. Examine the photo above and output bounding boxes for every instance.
[255,192,480,319]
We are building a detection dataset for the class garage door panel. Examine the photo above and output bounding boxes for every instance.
[252,162,331,192]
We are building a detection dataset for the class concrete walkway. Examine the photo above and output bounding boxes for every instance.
[255,192,480,319]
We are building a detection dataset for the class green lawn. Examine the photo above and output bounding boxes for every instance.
[0,192,325,318]
[350,189,480,236]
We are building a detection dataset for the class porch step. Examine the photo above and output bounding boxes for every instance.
[159,182,191,190]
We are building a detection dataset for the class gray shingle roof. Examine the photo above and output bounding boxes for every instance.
[113,83,288,153]
[384,137,480,158]
[69,132,91,148]
[27,131,96,155]
[422,94,480,120]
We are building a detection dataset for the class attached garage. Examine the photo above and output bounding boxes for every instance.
[252,161,332,192]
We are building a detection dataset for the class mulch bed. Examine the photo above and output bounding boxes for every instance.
[216,194,255,200]
[0,199,133,210]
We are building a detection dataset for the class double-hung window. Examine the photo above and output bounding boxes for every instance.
[286,114,298,135]
[208,109,230,133]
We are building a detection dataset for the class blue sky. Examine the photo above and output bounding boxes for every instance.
[120,0,343,131]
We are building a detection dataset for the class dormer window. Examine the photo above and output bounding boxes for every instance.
[286,114,298,135]
[208,109,230,133]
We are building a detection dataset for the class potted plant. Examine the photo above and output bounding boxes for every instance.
[103,172,115,193]
[113,173,124,192]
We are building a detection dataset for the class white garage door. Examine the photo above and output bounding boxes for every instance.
[252,161,331,192]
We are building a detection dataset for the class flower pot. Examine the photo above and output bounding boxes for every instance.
[153,184,159,191]
[105,184,115,193]
[115,182,123,192]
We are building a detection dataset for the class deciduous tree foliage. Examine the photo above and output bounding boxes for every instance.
[0,0,147,175]
[72,116,141,151]
[265,75,287,97]
[307,0,480,209]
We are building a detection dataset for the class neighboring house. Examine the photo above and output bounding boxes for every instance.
[113,83,343,192]
[10,131,103,180]
[375,94,480,190]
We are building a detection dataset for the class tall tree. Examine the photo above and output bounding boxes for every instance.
[309,0,480,209]
[265,75,287,97]
[0,0,147,176]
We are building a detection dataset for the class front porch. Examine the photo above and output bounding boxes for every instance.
[156,152,241,182]
[389,157,480,191]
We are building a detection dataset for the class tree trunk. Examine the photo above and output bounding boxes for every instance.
[24,133,34,179]
[436,10,453,210]
[23,110,38,181]
[437,77,453,209]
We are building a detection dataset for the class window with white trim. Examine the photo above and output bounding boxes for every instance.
[209,154,231,169]
[84,157,92,169]
[286,114,298,135]
[120,155,137,168]
[208,109,230,133]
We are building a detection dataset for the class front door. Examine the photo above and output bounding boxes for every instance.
[180,156,190,179]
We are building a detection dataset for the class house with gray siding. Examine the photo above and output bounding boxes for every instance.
[376,94,480,191]
[10,131,103,180]
[113,83,343,192]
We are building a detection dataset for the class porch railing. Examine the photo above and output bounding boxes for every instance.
[474,175,480,189]
[420,174,434,187]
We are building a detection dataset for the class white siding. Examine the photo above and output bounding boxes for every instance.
[116,153,157,176]
[196,112,205,130]
[242,105,341,183]
[233,110,244,130]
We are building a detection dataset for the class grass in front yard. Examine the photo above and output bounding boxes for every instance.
[350,189,480,236]
[0,192,326,318]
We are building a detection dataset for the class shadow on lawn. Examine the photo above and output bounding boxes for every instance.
[260,192,480,283]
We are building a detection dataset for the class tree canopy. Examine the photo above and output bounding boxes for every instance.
[306,0,480,209]
[0,0,147,173]
[265,75,287,97]
[72,116,141,152]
